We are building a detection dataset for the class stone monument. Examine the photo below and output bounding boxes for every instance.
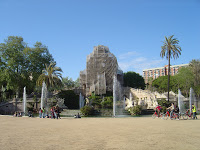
[80,45,123,96]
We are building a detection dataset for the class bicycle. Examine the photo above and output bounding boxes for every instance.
[170,111,179,120]
[162,110,170,120]
[183,109,193,120]
[152,111,164,119]
[178,112,187,120]
[163,110,180,120]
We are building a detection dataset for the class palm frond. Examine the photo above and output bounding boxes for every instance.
[36,63,63,89]
[160,35,182,60]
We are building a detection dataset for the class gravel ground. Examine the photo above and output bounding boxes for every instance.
[0,115,199,150]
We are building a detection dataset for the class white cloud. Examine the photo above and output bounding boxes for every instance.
[118,51,139,60]
[134,57,147,62]
[118,51,166,75]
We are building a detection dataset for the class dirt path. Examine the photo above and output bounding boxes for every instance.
[0,115,199,150]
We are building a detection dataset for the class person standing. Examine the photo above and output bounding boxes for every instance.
[53,107,57,119]
[39,108,42,118]
[51,107,54,119]
[42,107,45,118]
[56,106,61,119]
[192,104,197,119]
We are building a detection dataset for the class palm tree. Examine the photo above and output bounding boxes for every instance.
[160,35,182,101]
[37,62,63,90]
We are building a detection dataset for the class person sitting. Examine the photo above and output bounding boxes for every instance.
[74,113,81,118]
[77,113,81,118]
[46,112,49,118]
[28,111,32,117]
[13,111,18,117]
[18,112,22,117]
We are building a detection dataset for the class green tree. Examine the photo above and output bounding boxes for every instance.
[0,36,27,98]
[189,59,200,86]
[62,77,75,89]
[160,35,182,101]
[152,75,178,93]
[37,62,63,91]
[74,78,80,87]
[0,36,55,98]
[152,76,168,93]
[123,71,145,89]
[24,42,55,93]
[152,67,195,97]
[62,77,80,89]
[189,59,200,97]
[174,67,194,97]
[146,77,153,90]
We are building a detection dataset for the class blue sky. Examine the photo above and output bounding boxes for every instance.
[0,0,200,80]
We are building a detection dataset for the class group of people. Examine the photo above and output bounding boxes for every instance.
[39,106,61,119]
[166,103,179,119]
[50,106,61,119]
[13,111,22,117]
[74,113,81,118]
[155,102,198,120]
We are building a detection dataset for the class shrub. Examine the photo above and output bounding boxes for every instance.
[80,106,94,116]
[157,98,170,107]
[157,98,171,113]
[161,106,167,113]
[101,96,113,108]
[129,105,142,116]
[91,97,102,109]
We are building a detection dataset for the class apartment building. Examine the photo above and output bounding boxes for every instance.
[143,64,188,84]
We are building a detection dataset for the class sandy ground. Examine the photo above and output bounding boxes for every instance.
[0,115,200,150]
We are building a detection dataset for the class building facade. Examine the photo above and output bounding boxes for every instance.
[143,64,188,84]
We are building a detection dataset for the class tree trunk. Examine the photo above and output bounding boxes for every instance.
[168,53,170,102]
[16,90,19,99]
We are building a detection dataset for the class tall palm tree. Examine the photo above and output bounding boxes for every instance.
[37,62,63,90]
[160,35,182,101]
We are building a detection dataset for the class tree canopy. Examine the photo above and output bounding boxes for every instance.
[189,59,200,97]
[123,71,145,89]
[0,36,55,100]
[37,62,63,90]
[62,77,80,89]
[152,66,195,97]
